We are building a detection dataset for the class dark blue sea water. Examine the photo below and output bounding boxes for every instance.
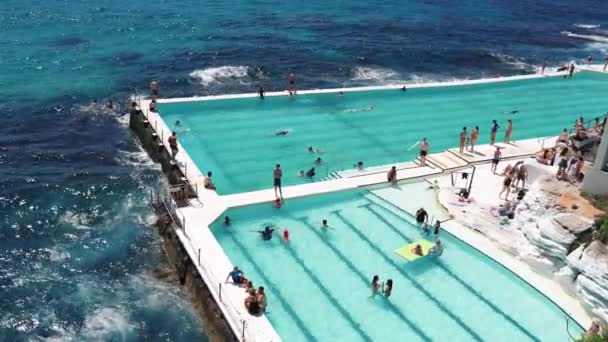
[1,0,607,340]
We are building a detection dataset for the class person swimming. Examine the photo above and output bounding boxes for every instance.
[257,226,275,240]
[371,275,381,294]
[314,157,322,165]
[344,106,375,113]
[273,128,292,136]
[321,219,328,229]
[308,146,324,154]
[355,161,364,170]
[224,216,231,226]
[502,110,518,115]
[298,170,305,177]
[306,167,316,177]
[429,240,443,256]
[382,279,393,297]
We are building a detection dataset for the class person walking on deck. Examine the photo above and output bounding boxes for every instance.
[491,147,501,174]
[273,164,283,199]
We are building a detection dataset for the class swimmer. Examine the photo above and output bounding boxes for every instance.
[274,198,282,209]
[429,240,443,256]
[314,157,322,165]
[459,127,467,153]
[355,161,364,170]
[282,228,290,242]
[308,146,324,154]
[433,220,441,236]
[371,275,381,295]
[298,170,305,177]
[257,226,275,241]
[344,106,375,113]
[273,129,291,136]
[490,120,499,145]
[321,219,329,229]
[401,85,406,92]
[175,120,181,126]
[338,91,344,96]
[224,216,231,226]
[382,279,393,297]
[306,167,316,177]
[258,87,265,100]
[411,244,423,256]
[502,110,518,115]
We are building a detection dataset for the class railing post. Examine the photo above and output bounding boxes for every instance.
[242,320,246,341]
[198,248,201,265]
[219,283,222,302]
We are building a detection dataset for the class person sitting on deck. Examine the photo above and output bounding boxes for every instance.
[429,240,444,257]
[245,288,261,315]
[149,99,158,112]
[411,244,424,256]
[536,148,556,166]
[225,266,247,285]
[204,171,216,190]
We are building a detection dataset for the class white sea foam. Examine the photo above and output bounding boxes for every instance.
[561,31,608,43]
[351,66,399,81]
[489,52,535,71]
[189,65,251,85]
[115,149,157,169]
[574,23,600,29]
[84,307,133,340]
[59,210,93,230]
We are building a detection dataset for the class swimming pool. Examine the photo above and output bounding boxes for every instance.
[210,188,584,341]
[160,71,608,194]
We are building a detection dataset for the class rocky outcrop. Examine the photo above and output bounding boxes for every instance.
[566,241,608,323]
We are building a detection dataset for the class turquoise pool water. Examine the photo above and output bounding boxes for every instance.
[160,71,608,194]
[210,189,584,341]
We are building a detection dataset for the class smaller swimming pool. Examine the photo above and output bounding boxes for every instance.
[210,187,583,341]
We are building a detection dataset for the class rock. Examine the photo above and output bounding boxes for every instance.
[553,213,593,235]
[567,241,608,324]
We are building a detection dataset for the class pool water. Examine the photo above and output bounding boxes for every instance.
[210,189,584,341]
[160,71,608,194]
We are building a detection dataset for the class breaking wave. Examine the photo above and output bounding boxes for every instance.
[351,66,399,81]
[189,65,269,86]
[561,31,608,43]
[574,23,600,29]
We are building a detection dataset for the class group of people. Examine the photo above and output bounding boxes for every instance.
[371,275,393,298]
[414,208,444,257]
[498,161,528,200]
[225,266,267,315]
[459,119,513,154]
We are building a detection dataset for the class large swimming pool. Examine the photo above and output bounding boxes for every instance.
[210,188,583,341]
[160,71,608,194]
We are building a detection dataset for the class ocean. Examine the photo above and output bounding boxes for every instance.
[1,0,607,340]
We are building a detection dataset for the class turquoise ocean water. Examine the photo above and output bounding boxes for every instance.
[2,0,607,340]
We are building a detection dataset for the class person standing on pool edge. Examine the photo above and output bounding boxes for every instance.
[459,127,467,153]
[420,137,429,166]
[287,72,296,95]
[273,164,283,200]
[490,120,499,145]
[504,120,513,144]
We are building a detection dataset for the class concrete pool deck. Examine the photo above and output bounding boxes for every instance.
[134,67,607,341]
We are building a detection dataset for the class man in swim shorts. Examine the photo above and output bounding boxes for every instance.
[387,166,397,184]
[420,138,429,166]
[491,147,501,174]
[273,164,283,199]
[287,72,296,95]
[168,132,178,159]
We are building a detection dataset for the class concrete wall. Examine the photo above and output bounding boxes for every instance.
[583,127,608,195]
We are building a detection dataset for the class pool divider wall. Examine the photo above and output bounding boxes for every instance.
[130,107,239,341]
